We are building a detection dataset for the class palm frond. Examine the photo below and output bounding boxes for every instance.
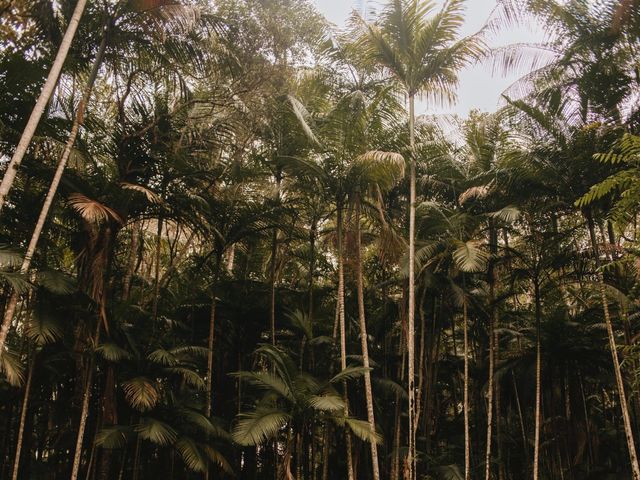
[95,426,133,449]
[35,270,77,295]
[0,246,23,269]
[26,314,62,346]
[453,240,489,273]
[232,409,291,446]
[96,343,132,362]
[231,371,293,401]
[175,437,207,472]
[123,377,159,411]
[135,417,177,446]
[120,182,163,204]
[67,193,123,224]
[353,150,405,190]
[345,417,382,445]
[148,348,179,366]
[165,367,206,390]
[0,349,24,386]
[329,366,372,384]
[308,393,346,411]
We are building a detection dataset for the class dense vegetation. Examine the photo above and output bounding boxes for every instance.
[1,0,640,478]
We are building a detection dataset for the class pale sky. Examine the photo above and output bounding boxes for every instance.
[313,0,547,118]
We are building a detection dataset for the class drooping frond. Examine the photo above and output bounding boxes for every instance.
[329,366,372,384]
[452,240,489,273]
[68,193,123,225]
[308,393,346,412]
[95,426,133,449]
[96,343,132,362]
[232,409,291,446]
[174,437,207,472]
[352,150,405,190]
[123,377,159,411]
[135,417,178,446]
[0,349,24,386]
[344,417,383,445]
[232,371,293,401]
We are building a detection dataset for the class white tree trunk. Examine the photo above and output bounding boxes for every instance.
[355,193,380,480]
[0,30,107,356]
[463,298,470,480]
[11,356,34,480]
[337,204,355,480]
[70,322,101,480]
[407,93,417,480]
[0,0,88,212]
[598,274,640,479]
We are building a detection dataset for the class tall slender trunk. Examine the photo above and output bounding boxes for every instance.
[321,423,331,480]
[269,168,282,346]
[0,28,108,355]
[484,308,495,480]
[151,214,164,322]
[463,297,471,480]
[122,222,140,301]
[355,192,380,480]
[533,279,542,480]
[269,227,277,346]
[206,254,222,419]
[11,354,34,480]
[70,320,101,480]
[337,201,355,480]
[407,92,417,480]
[414,286,427,431]
[0,0,89,212]
[585,211,640,479]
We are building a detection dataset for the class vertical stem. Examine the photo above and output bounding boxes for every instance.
[533,279,542,480]
[484,307,495,480]
[407,92,417,480]
[355,192,380,480]
[11,354,35,480]
[206,254,221,419]
[337,201,355,480]
[0,0,89,212]
[70,320,101,480]
[463,297,470,480]
[0,26,108,355]
[151,214,164,322]
[585,210,640,478]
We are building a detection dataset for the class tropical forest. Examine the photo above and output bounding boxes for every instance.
[1,0,640,478]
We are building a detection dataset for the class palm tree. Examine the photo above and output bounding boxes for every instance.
[232,344,380,479]
[358,3,483,475]
[0,0,88,212]
[0,17,108,357]
[507,94,640,479]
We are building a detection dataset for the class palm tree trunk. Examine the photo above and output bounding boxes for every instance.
[321,424,331,480]
[598,275,640,478]
[585,211,640,478]
[0,0,88,212]
[0,28,108,356]
[337,201,355,480]
[70,320,101,480]
[407,92,417,480]
[11,354,34,480]
[269,168,282,346]
[122,222,140,301]
[269,226,278,346]
[463,297,471,480]
[484,306,495,480]
[151,214,164,322]
[355,192,381,480]
[533,280,542,480]
[206,254,222,419]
